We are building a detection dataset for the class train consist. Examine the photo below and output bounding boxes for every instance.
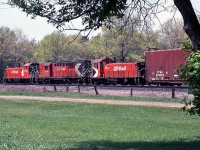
[3,48,189,86]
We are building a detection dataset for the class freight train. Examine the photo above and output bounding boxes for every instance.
[3,48,189,86]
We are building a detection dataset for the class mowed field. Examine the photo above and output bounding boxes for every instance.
[0,93,200,150]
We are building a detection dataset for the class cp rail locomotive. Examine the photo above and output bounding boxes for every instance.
[3,48,189,86]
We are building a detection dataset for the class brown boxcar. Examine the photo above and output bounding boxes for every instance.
[145,48,188,85]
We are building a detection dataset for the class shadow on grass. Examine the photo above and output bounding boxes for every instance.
[62,139,200,150]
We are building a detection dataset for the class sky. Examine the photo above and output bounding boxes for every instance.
[0,0,200,41]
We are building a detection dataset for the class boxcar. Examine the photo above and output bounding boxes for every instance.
[145,48,188,85]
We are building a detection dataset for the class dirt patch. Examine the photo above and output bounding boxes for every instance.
[0,95,184,108]
[0,84,191,108]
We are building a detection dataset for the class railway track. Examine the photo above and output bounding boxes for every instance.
[0,83,192,100]
[1,83,189,89]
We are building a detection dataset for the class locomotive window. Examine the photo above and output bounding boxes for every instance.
[94,63,98,68]
[102,62,107,66]
[45,66,48,71]
[68,63,74,68]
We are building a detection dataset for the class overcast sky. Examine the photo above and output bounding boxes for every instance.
[0,0,200,41]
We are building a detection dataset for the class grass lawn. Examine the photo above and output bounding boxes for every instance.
[0,99,200,150]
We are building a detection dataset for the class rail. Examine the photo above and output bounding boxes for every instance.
[2,83,190,98]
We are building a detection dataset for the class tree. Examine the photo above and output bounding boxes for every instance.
[0,27,35,81]
[8,0,200,50]
[35,32,94,62]
[34,32,70,62]
[11,29,36,64]
[89,24,148,62]
[180,50,200,115]
[157,19,188,49]
[174,0,200,50]
[100,23,146,62]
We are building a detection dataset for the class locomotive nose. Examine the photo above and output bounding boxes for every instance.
[75,61,91,77]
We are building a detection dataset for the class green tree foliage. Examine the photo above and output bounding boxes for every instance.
[8,0,200,50]
[34,32,70,62]
[9,0,126,30]
[157,19,188,49]
[179,39,200,115]
[34,18,189,63]
[34,32,95,62]
[11,29,36,64]
[0,27,35,81]
[180,50,200,115]
[89,17,150,62]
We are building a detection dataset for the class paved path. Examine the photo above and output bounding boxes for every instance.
[0,95,184,108]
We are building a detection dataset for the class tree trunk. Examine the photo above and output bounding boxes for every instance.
[174,0,200,50]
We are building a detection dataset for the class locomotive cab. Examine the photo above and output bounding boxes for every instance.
[91,57,113,84]
[22,63,39,83]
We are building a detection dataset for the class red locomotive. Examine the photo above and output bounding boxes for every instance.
[3,48,189,86]
[91,58,140,85]
[37,60,91,84]
[4,63,39,83]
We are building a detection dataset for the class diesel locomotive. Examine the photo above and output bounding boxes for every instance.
[3,48,188,86]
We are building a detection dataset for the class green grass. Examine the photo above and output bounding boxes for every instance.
[0,99,200,150]
[0,91,181,103]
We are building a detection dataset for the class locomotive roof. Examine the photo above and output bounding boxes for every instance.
[106,62,137,65]
[58,60,90,63]
[42,62,52,66]
[93,57,113,63]
[23,63,32,67]
[145,48,183,52]
[23,63,39,67]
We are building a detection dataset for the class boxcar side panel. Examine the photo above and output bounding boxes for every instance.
[145,49,187,84]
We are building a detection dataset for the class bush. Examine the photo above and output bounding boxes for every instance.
[180,50,200,115]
